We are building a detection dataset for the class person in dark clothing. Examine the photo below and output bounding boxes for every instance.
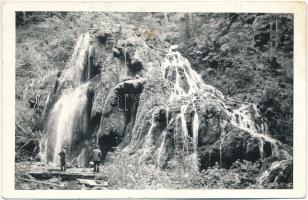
[91,145,103,173]
[59,146,67,171]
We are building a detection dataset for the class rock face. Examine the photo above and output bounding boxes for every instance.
[41,26,166,165]
[97,77,146,156]
[258,159,293,188]
[41,22,292,188]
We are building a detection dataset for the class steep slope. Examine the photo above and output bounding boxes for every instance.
[15,12,293,189]
[39,26,292,188]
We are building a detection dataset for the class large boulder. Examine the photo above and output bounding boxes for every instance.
[258,159,293,188]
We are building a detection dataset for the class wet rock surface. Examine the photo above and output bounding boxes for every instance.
[15,13,293,189]
[37,31,292,188]
[258,159,293,188]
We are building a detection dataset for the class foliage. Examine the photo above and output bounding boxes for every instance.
[163,13,293,145]
[89,149,263,189]
[15,12,294,189]
[16,12,100,158]
[258,87,293,145]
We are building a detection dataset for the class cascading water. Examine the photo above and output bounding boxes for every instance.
[228,104,279,157]
[139,111,157,163]
[57,33,90,89]
[41,33,92,166]
[157,130,167,162]
[47,83,89,165]
[155,47,208,170]
[191,104,199,169]
[39,30,289,173]
[152,45,288,170]
[38,138,48,163]
[219,118,228,167]
[157,107,170,167]
[179,104,190,156]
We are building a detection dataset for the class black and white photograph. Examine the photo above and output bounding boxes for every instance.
[13,11,296,190]
[0,1,306,198]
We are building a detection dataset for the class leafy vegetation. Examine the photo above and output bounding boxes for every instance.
[168,13,293,146]
[15,12,111,159]
[15,12,293,189]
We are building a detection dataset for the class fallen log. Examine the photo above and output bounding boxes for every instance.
[15,122,34,136]
[17,177,65,188]
[29,171,99,181]
[16,139,34,155]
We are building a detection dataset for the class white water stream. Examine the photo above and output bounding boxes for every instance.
[57,33,90,91]
[42,33,91,165]
[41,32,289,172]
[48,83,89,165]
[142,46,289,170]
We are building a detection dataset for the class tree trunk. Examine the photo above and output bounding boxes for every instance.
[275,20,279,48]
[164,12,168,28]
[22,11,27,24]
[184,13,191,40]
[269,21,272,57]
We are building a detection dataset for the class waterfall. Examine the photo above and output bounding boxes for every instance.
[179,104,190,156]
[57,33,90,91]
[228,104,279,157]
[162,47,224,101]
[157,107,170,167]
[41,33,91,166]
[191,103,199,170]
[38,138,48,164]
[157,130,167,166]
[47,83,89,165]
[139,112,157,163]
[77,148,87,167]
[38,31,288,171]
[157,46,287,169]
[219,119,227,167]
[160,47,223,170]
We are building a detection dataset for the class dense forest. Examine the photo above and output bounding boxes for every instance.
[15,12,293,189]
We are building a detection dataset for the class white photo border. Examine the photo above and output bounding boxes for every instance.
[1,1,306,198]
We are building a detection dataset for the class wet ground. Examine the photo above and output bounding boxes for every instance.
[16,159,280,190]
[15,160,194,190]
[15,162,110,190]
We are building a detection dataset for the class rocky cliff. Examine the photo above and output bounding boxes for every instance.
[15,12,293,189]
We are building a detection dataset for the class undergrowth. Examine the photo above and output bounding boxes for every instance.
[99,148,262,189]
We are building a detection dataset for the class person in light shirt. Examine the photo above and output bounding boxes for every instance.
[91,145,103,173]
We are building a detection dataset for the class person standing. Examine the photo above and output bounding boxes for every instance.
[59,146,67,171]
[92,145,102,173]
